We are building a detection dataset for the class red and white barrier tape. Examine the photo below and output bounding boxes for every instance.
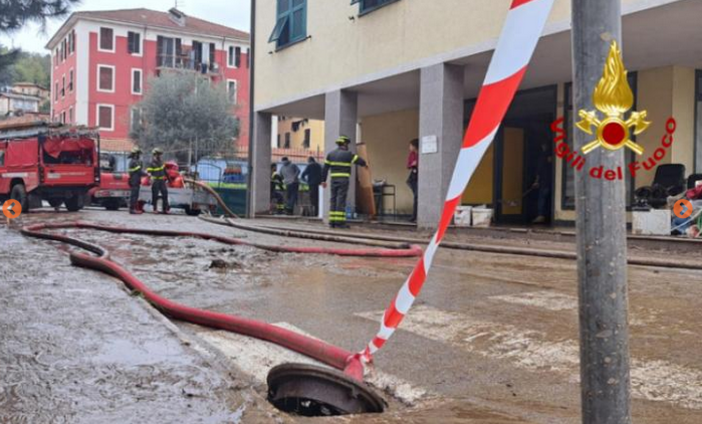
[360,0,556,362]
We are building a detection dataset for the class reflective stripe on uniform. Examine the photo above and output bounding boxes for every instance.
[330,173,350,178]
[152,176,165,180]
[325,161,352,167]
[352,155,359,164]
[128,166,141,172]
[147,166,165,172]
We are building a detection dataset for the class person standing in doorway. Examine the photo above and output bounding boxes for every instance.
[531,143,553,224]
[322,135,368,229]
[406,139,419,223]
[301,156,322,216]
[270,164,286,214]
[127,147,146,214]
[147,147,169,214]
[279,157,300,215]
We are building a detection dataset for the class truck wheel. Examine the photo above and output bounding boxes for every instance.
[184,206,201,216]
[65,196,83,212]
[49,199,63,209]
[10,184,29,213]
[104,199,120,211]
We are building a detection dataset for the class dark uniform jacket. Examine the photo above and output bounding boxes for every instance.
[322,149,367,181]
[301,162,323,185]
[128,158,144,187]
[148,158,166,180]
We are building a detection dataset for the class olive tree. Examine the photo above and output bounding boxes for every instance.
[130,72,239,164]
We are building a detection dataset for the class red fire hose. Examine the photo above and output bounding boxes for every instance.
[21,221,370,380]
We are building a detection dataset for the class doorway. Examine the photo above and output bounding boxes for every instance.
[464,85,557,226]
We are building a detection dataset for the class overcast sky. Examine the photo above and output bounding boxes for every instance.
[0,0,251,54]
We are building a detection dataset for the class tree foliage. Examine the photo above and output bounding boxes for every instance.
[0,0,79,75]
[130,72,239,163]
[0,0,80,33]
[8,51,51,86]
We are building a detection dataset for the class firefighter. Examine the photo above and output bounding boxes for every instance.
[127,147,146,215]
[270,164,286,214]
[321,135,367,228]
[147,147,169,214]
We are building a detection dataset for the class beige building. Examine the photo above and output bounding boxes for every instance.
[250,0,702,226]
[275,116,325,152]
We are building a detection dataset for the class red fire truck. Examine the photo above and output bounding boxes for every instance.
[0,121,100,212]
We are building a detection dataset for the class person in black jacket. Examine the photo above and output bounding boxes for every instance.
[301,156,322,216]
[127,147,146,215]
[321,136,367,228]
[147,147,169,214]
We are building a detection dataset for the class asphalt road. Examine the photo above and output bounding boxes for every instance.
[4,208,702,423]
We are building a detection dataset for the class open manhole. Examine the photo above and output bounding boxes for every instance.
[267,363,386,417]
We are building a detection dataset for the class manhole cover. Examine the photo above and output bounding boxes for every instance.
[267,363,386,417]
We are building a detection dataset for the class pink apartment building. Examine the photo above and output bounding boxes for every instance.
[46,8,250,154]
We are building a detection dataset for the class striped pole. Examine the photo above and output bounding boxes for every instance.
[360,0,556,362]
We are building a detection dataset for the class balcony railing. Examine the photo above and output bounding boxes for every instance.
[156,55,219,74]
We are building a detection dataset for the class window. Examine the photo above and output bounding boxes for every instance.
[227,46,241,68]
[228,46,242,68]
[97,65,115,93]
[54,49,59,66]
[132,69,143,95]
[127,31,141,55]
[97,104,114,131]
[352,0,399,14]
[59,42,64,63]
[227,80,237,104]
[277,134,281,148]
[130,107,142,133]
[284,132,291,148]
[69,30,75,54]
[54,82,59,101]
[0,148,5,166]
[99,27,114,52]
[69,107,73,123]
[61,75,66,97]
[61,111,66,124]
[269,0,307,48]
[157,36,176,67]
[69,69,74,92]
[303,129,311,148]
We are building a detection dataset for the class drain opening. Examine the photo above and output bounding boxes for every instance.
[267,363,386,417]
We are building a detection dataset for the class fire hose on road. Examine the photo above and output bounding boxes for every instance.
[21,222,390,415]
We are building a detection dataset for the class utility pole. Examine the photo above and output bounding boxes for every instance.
[571,1,631,423]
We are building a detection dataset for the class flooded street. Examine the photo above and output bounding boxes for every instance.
[2,208,702,423]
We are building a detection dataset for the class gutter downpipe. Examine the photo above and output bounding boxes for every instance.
[246,0,256,218]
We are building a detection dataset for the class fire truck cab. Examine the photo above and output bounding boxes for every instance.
[0,122,100,212]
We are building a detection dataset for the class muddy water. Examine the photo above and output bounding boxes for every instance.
[6,210,702,423]
[0,220,274,424]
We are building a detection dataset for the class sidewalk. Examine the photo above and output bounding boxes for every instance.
[0,225,272,424]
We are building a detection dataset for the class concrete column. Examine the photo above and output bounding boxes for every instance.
[418,63,465,229]
[249,111,272,216]
[324,90,358,222]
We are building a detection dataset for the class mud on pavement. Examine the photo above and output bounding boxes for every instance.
[0,218,281,424]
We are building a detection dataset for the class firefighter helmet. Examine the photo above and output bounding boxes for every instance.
[131,147,142,155]
[335,136,351,145]
[152,147,164,155]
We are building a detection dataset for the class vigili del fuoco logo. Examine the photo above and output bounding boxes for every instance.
[551,41,676,181]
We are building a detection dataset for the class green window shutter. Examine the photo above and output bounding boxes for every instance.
[269,15,289,43]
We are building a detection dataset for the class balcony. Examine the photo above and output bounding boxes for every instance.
[156,55,220,75]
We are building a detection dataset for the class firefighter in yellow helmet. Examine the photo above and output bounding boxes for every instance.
[147,147,169,214]
[127,146,146,214]
[321,135,367,228]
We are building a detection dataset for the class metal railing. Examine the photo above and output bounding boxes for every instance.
[156,55,219,74]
